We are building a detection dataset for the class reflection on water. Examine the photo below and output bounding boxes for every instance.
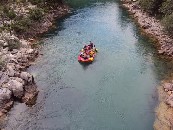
[3,0,173,130]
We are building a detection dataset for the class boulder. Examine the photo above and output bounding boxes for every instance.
[0,39,5,45]
[0,73,9,86]
[0,71,3,78]
[163,83,173,91]
[22,90,38,106]
[0,88,12,105]
[158,49,165,54]
[7,79,24,99]
[10,77,25,85]
[6,35,21,51]
[9,35,20,42]
[17,55,28,64]
[142,24,151,29]
[24,83,37,93]
[6,63,16,77]
[2,100,13,111]
[7,67,15,77]
[166,94,173,107]
[3,42,8,47]
[167,91,172,95]
[132,4,140,10]
[20,72,34,84]
[20,39,29,48]
[0,39,8,47]
[26,48,35,55]
[11,49,18,54]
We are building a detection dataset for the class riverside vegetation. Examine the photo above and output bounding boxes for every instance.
[121,0,173,129]
[0,0,69,120]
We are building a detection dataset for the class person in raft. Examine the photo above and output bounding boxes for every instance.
[83,45,87,51]
[89,41,94,49]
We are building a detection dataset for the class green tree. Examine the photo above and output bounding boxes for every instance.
[29,8,44,21]
[139,0,164,15]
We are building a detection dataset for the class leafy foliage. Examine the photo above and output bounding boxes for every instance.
[0,0,65,34]
[159,0,173,16]
[6,9,16,20]
[162,13,173,34]
[139,0,154,13]
[139,0,164,15]
[139,0,173,33]
[29,0,43,5]
[44,0,63,4]
[29,8,44,21]
[8,39,21,51]
[11,17,32,33]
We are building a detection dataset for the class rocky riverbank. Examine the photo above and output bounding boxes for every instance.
[0,2,69,119]
[0,33,39,117]
[154,80,173,130]
[121,0,173,129]
[121,0,173,58]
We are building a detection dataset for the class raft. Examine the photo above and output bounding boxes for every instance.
[78,48,97,63]
[78,55,94,63]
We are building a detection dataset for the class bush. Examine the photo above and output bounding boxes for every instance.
[11,17,32,33]
[139,0,155,13]
[29,0,43,5]
[162,13,173,34]
[8,39,21,51]
[159,0,173,16]
[139,0,164,15]
[28,8,44,21]
[6,9,16,20]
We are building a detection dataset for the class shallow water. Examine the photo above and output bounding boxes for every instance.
[3,0,173,130]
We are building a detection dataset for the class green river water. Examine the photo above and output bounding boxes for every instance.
[3,0,173,130]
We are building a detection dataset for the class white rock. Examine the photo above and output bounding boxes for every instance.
[27,49,34,54]
[163,83,173,91]
[20,72,33,83]
[0,73,9,86]
[7,79,24,99]
[10,77,25,85]
[0,88,12,105]
[7,67,15,77]
[0,40,5,46]
[20,39,29,48]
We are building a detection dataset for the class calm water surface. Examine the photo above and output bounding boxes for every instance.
[4,0,173,130]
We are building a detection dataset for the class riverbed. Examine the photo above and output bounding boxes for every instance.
[3,0,173,129]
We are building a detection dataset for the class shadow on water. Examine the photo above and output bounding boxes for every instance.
[79,61,95,70]
[80,63,90,70]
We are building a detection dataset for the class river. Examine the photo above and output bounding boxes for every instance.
[3,0,173,129]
